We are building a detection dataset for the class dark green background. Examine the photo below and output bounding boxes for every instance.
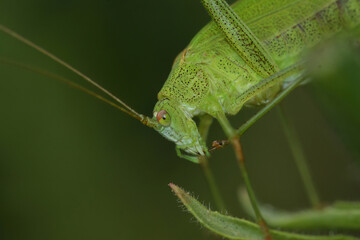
[0,1,359,239]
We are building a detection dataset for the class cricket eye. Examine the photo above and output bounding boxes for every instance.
[156,110,171,126]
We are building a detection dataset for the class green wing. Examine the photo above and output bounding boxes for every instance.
[232,0,334,41]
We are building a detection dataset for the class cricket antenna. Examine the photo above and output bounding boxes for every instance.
[0,24,157,128]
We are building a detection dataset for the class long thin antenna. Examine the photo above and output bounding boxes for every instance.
[0,24,155,127]
[0,57,142,119]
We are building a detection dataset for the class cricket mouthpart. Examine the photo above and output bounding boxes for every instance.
[182,140,207,157]
[195,143,206,156]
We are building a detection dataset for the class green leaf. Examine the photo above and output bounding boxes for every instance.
[238,188,360,231]
[169,183,359,240]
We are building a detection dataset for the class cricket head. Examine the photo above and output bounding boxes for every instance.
[152,98,207,161]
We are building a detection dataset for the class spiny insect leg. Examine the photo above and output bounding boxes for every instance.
[200,0,278,77]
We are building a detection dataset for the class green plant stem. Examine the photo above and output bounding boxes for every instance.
[199,156,226,212]
[277,105,321,208]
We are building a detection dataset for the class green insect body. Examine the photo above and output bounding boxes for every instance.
[0,0,358,163]
[153,0,360,162]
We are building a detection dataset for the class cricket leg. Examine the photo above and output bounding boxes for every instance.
[209,63,305,142]
[201,115,229,152]
[216,112,272,240]
[201,0,278,77]
[235,62,305,109]
[198,114,213,142]
[236,71,306,137]
[198,114,227,211]
[198,114,229,154]
[209,72,307,152]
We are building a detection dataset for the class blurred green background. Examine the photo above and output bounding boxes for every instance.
[0,0,359,239]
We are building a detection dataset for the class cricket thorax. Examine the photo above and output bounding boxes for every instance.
[157,59,210,108]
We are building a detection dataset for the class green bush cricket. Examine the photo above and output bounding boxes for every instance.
[0,0,359,239]
[2,0,359,161]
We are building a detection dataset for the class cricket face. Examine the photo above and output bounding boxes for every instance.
[153,98,206,157]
